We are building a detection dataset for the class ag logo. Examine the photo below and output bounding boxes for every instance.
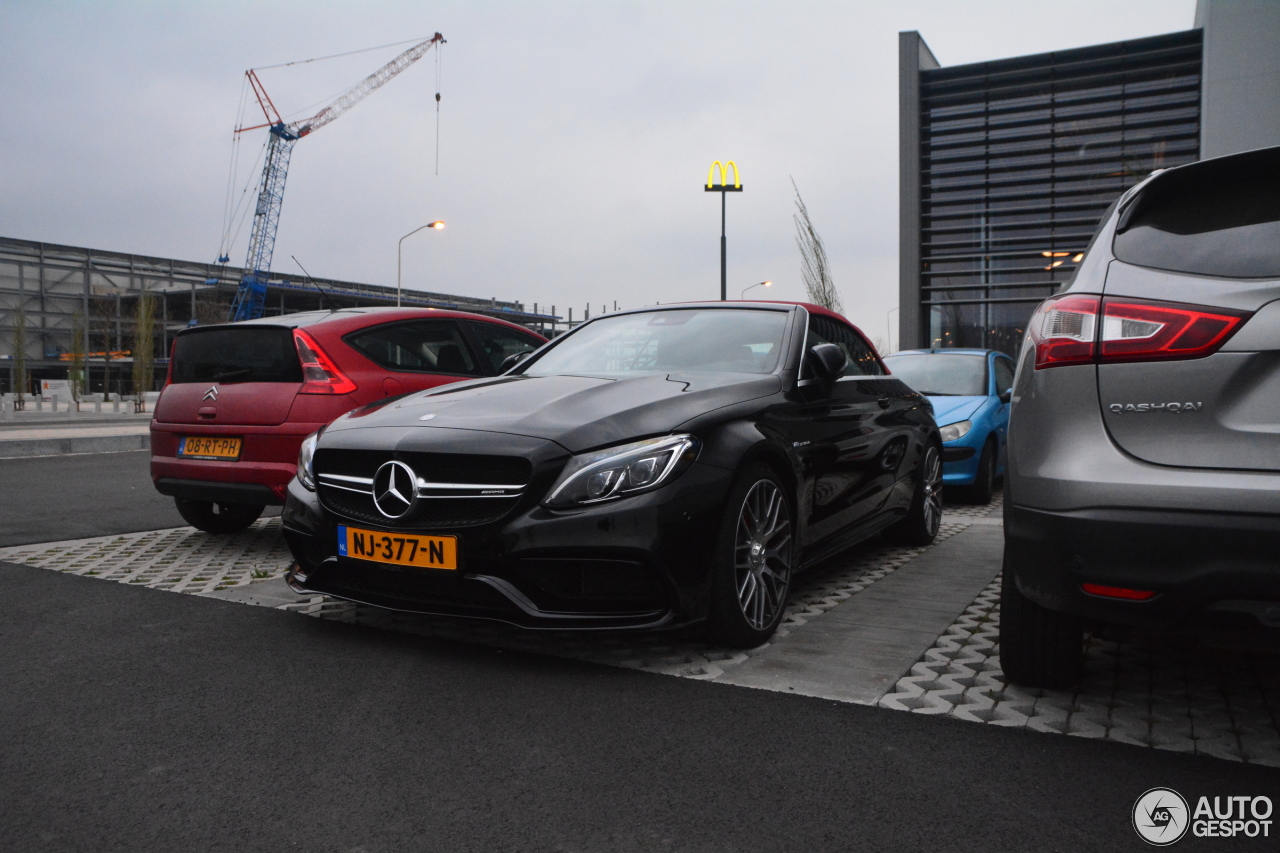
[1133,788,1190,846]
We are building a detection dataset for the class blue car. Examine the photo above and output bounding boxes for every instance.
[881,348,1016,503]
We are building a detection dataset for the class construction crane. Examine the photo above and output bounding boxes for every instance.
[226,33,445,322]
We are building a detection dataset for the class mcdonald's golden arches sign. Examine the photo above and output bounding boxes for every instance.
[705,161,743,191]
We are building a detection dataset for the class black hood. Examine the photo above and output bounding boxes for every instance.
[328,371,783,452]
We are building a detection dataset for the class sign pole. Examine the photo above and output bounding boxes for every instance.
[720,191,727,301]
[705,161,743,302]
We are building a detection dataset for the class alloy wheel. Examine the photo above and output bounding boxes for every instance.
[733,479,793,630]
[921,446,943,536]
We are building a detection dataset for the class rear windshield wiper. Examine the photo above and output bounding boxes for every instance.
[211,368,253,382]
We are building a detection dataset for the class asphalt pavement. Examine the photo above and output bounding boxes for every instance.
[0,450,277,546]
[5,451,1277,850]
[4,559,1276,852]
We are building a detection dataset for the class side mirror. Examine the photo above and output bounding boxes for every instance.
[808,343,847,382]
[499,351,530,373]
[999,389,1012,404]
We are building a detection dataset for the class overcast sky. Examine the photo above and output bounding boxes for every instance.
[1,0,1195,347]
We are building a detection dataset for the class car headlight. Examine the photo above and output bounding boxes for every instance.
[543,435,700,508]
[296,431,320,491]
[938,420,972,443]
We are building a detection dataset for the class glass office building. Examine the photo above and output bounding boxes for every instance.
[898,30,1203,355]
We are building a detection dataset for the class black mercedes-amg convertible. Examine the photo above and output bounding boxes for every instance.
[281,301,940,647]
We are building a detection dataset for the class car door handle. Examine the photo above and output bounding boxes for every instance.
[877,397,891,409]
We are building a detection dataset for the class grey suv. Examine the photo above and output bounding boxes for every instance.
[1001,145,1280,687]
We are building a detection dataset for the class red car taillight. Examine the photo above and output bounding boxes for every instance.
[1031,295,1248,369]
[294,329,357,395]
[162,339,177,388]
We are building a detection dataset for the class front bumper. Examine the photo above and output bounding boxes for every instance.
[941,443,978,485]
[281,461,735,630]
[1005,503,1280,630]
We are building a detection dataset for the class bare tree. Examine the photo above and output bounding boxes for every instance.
[132,289,156,405]
[193,286,231,326]
[92,294,116,397]
[792,178,843,313]
[12,302,27,405]
[70,306,87,403]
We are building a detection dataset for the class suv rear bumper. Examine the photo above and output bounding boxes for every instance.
[1005,503,1280,629]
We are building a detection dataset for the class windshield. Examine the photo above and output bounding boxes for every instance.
[882,353,987,396]
[523,309,789,377]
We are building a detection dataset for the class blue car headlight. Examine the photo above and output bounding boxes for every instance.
[544,435,700,508]
[938,420,972,443]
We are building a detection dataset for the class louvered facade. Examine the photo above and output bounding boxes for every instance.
[899,30,1203,355]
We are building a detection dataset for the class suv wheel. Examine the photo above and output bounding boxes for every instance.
[998,559,1084,688]
[175,498,264,534]
[884,443,942,546]
[707,463,795,648]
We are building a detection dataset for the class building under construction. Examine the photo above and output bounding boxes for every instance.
[0,236,558,396]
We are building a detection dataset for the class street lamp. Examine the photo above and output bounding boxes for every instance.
[741,280,772,299]
[397,220,445,307]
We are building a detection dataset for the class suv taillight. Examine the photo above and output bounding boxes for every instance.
[1099,298,1248,364]
[1029,295,1100,368]
[1031,295,1248,369]
[294,329,357,395]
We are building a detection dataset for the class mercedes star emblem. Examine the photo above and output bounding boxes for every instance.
[203,386,219,401]
[372,460,417,519]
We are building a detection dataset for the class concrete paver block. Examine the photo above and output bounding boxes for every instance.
[1149,723,1197,753]
[1065,714,1107,739]
[1106,717,1152,748]
[1027,703,1069,735]
[911,691,960,715]
[1195,733,1245,762]
[951,691,997,724]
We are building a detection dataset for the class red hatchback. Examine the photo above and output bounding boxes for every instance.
[151,307,547,533]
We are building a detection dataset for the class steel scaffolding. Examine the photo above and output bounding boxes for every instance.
[0,235,556,395]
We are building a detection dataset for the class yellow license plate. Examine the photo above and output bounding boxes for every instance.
[178,436,243,460]
[339,525,458,571]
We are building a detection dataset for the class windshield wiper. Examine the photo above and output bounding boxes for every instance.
[918,391,960,396]
[211,368,253,382]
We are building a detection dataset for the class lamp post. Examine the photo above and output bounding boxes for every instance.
[887,306,900,354]
[397,221,445,307]
[741,280,772,299]
[705,161,743,301]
